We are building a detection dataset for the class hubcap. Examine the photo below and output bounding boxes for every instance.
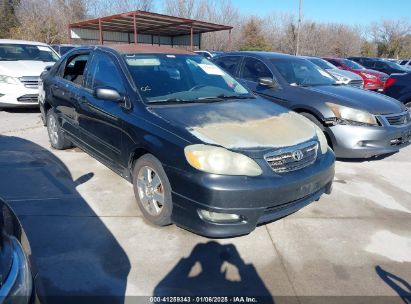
[48,115,59,145]
[136,166,165,216]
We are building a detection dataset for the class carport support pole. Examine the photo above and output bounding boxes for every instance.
[98,18,103,45]
[190,26,193,51]
[228,29,232,51]
[133,13,138,45]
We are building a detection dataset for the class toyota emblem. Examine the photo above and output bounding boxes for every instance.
[292,150,304,161]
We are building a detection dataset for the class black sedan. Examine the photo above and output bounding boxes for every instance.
[0,197,40,303]
[38,44,335,238]
[348,57,409,75]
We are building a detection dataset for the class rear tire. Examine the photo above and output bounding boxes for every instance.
[132,154,173,226]
[46,109,72,150]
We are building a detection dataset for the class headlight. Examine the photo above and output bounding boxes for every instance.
[314,126,328,154]
[361,73,377,80]
[326,102,378,126]
[0,75,20,85]
[184,144,262,176]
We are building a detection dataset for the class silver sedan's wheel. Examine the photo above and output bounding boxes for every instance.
[137,166,165,216]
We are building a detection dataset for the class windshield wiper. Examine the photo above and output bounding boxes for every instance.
[197,94,255,101]
[149,98,192,103]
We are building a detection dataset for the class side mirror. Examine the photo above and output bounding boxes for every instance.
[258,77,279,88]
[94,87,122,102]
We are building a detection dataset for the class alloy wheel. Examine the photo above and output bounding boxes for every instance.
[48,115,59,145]
[136,166,165,216]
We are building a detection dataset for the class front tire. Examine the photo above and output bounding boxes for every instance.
[132,154,173,226]
[46,109,72,150]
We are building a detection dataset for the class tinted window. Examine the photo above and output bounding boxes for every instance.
[308,58,336,69]
[242,57,273,82]
[87,53,125,93]
[214,56,242,76]
[326,59,341,67]
[341,59,365,70]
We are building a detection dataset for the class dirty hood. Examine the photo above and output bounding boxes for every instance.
[0,60,55,77]
[148,98,317,150]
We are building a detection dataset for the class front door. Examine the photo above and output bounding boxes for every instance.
[78,51,126,166]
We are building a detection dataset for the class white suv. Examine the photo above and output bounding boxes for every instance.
[0,39,59,109]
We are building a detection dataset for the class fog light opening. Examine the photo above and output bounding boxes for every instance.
[198,209,242,223]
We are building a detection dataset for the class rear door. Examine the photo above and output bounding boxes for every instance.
[49,51,90,141]
[78,51,126,166]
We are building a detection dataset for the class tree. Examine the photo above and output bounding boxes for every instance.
[370,18,411,58]
[0,0,19,38]
[239,17,271,51]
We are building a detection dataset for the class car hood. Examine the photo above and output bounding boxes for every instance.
[357,68,388,77]
[0,60,55,77]
[300,85,406,115]
[148,98,317,150]
[327,69,362,80]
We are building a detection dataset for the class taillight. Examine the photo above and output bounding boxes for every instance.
[384,78,396,90]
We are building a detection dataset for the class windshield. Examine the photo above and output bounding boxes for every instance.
[271,58,336,86]
[0,44,59,62]
[342,59,365,70]
[384,60,407,70]
[308,58,336,70]
[124,54,250,103]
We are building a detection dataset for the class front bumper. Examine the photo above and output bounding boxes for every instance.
[166,150,335,238]
[328,122,411,158]
[0,83,39,108]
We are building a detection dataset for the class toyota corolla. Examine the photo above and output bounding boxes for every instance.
[39,45,334,238]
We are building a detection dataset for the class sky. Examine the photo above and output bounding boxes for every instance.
[154,0,410,26]
[228,0,411,25]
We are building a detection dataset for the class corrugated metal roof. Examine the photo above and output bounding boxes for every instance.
[69,10,232,38]
[106,44,195,55]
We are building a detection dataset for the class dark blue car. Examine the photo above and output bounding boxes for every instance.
[384,72,411,109]
[39,44,334,238]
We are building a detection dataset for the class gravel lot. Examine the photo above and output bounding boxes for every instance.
[0,108,410,303]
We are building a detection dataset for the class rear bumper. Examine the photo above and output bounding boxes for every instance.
[328,122,411,158]
[166,150,335,238]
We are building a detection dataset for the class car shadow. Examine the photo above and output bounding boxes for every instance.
[154,241,274,303]
[376,266,411,303]
[337,152,398,163]
[0,135,130,304]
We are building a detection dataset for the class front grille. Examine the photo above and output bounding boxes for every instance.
[348,79,364,87]
[383,112,410,126]
[17,94,38,103]
[264,141,318,173]
[18,76,39,89]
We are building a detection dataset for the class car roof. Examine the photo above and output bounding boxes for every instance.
[0,39,49,46]
[219,51,297,60]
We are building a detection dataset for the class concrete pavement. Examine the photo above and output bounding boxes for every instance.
[0,108,410,303]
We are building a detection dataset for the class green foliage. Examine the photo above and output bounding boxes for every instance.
[239,17,272,51]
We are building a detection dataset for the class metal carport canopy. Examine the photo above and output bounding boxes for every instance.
[68,10,233,50]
